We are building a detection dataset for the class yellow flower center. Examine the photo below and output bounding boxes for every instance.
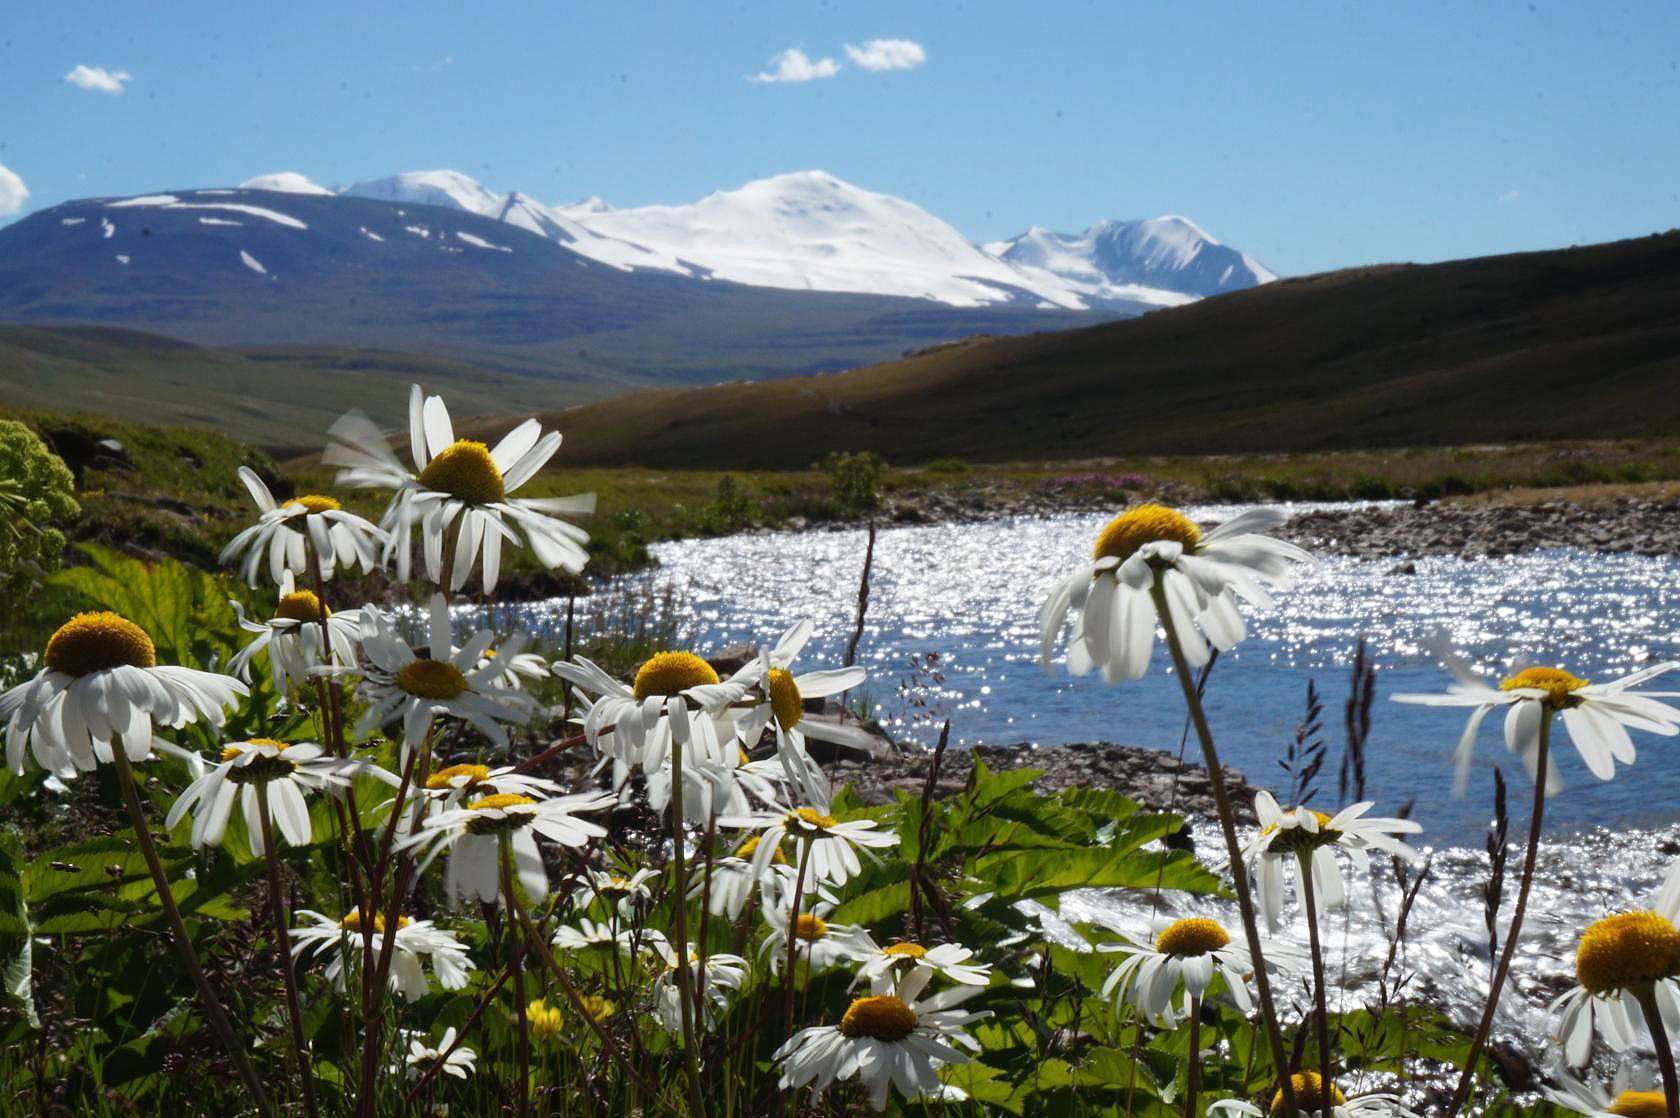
[1092,504,1202,563]
[1270,1072,1346,1116]
[469,793,537,812]
[794,914,829,941]
[787,808,838,834]
[735,835,788,865]
[44,612,157,676]
[417,440,505,504]
[397,658,469,700]
[631,651,720,700]
[768,668,803,728]
[883,943,929,959]
[1499,666,1590,710]
[1264,808,1344,855]
[426,763,491,790]
[1575,911,1680,995]
[839,995,918,1041]
[1607,1091,1672,1117]
[1154,917,1232,957]
[338,910,410,934]
[288,494,342,515]
[526,998,564,1039]
[579,995,616,1024]
[464,792,538,835]
[220,737,290,763]
[273,589,329,623]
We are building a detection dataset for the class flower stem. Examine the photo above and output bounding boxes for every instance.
[498,835,532,1118]
[1184,993,1202,1118]
[256,785,319,1118]
[1299,853,1335,1116]
[1636,985,1680,1118]
[1148,577,1298,1118]
[109,744,275,1118]
[1445,713,1551,1118]
[666,722,710,1118]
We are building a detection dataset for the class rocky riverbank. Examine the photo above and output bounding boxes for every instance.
[1279,496,1680,562]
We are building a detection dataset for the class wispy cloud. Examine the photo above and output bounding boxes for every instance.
[843,38,926,72]
[65,64,132,94]
[1498,189,1521,204]
[0,161,27,217]
[749,48,841,84]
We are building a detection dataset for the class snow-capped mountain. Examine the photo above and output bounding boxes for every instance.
[321,168,1270,309]
[987,217,1276,302]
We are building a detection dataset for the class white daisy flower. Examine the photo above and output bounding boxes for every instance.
[652,950,748,1033]
[774,966,988,1112]
[420,760,560,807]
[324,385,595,593]
[552,917,665,959]
[551,650,763,778]
[1039,504,1312,682]
[2,611,247,777]
[1551,858,1680,1066]
[481,649,549,691]
[1101,914,1300,1028]
[1241,791,1423,932]
[721,798,898,890]
[290,908,473,1000]
[1392,654,1680,796]
[357,595,537,758]
[731,620,872,802]
[219,466,387,587]
[851,933,991,996]
[401,788,614,906]
[228,571,365,703]
[1545,1063,1668,1117]
[1207,1072,1419,1118]
[164,737,390,854]
[571,866,659,919]
[690,834,820,921]
[760,899,872,974]
[404,1027,477,1081]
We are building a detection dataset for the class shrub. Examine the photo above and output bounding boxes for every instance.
[0,420,79,596]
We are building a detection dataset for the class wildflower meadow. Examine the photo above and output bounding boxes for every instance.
[0,389,1677,1118]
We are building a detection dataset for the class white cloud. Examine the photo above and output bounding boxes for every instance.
[0,161,26,217]
[843,38,927,72]
[1498,189,1521,204]
[65,65,132,94]
[749,48,841,84]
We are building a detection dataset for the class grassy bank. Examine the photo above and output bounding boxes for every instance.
[7,398,1678,652]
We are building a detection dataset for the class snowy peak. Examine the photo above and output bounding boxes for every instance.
[239,171,334,196]
[343,170,504,215]
[989,217,1275,301]
[566,169,1087,309]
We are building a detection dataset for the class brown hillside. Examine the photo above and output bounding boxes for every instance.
[526,231,1680,468]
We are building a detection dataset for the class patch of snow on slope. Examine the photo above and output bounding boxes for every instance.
[456,231,511,252]
[115,254,130,265]
[567,170,1086,308]
[358,226,384,242]
[198,217,242,227]
[101,219,115,239]
[989,216,1275,301]
[239,250,267,275]
[167,203,307,229]
[61,217,85,226]
[239,172,334,196]
[108,194,180,208]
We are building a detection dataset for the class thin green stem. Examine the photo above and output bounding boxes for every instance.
[256,785,319,1118]
[1445,713,1551,1118]
[110,744,275,1118]
[1299,853,1334,1116]
[1636,985,1680,1118]
[667,721,709,1118]
[1184,994,1202,1118]
[499,835,533,1118]
[1149,576,1298,1118]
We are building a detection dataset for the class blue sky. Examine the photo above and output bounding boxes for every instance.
[2,1,1677,276]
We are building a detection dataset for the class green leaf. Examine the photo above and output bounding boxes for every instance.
[0,833,35,1027]
[972,846,1221,903]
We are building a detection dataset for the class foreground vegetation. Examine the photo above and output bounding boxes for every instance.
[1,386,1676,1117]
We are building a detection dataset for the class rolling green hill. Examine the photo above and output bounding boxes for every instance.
[522,231,1680,468]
